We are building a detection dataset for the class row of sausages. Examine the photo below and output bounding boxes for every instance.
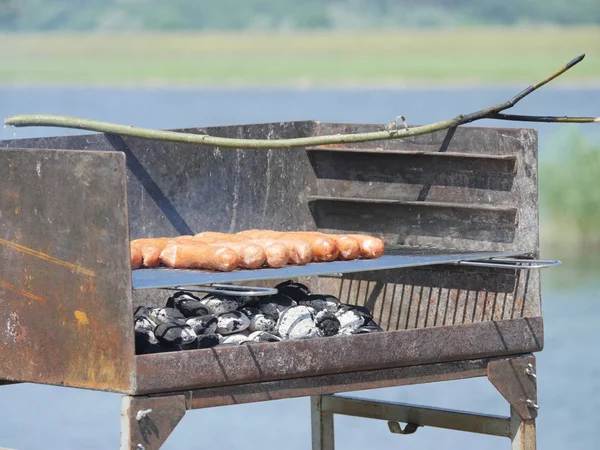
[130,230,385,272]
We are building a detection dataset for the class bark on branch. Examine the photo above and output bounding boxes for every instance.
[4,54,598,149]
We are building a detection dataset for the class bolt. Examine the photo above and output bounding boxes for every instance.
[526,399,539,410]
[525,363,537,379]
[136,409,153,421]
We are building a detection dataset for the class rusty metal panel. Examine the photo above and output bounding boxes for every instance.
[0,148,134,392]
[135,317,542,394]
[185,357,490,409]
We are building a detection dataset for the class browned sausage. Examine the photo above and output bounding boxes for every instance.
[130,242,143,269]
[277,232,339,262]
[345,234,385,258]
[195,232,242,242]
[160,242,239,271]
[320,234,361,260]
[245,240,289,268]
[248,238,312,265]
[236,229,282,239]
[209,241,266,270]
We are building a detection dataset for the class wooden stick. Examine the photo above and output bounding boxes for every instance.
[4,55,596,149]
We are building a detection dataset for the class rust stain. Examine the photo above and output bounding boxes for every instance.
[0,280,46,303]
[14,206,20,215]
[0,237,95,277]
[74,310,89,325]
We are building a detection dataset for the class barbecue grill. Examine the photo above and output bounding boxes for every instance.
[0,121,557,449]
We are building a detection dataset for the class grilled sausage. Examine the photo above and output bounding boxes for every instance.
[245,240,289,268]
[130,242,143,269]
[277,232,339,262]
[209,241,266,270]
[345,234,385,258]
[248,238,312,265]
[160,242,239,271]
[195,232,243,242]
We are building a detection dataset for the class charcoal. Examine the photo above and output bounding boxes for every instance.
[314,310,340,336]
[240,306,260,319]
[277,305,320,339]
[356,324,384,334]
[186,315,218,335]
[335,308,365,334]
[149,307,186,324]
[256,293,297,319]
[200,294,240,315]
[184,333,222,350]
[166,291,210,317]
[275,280,311,302]
[245,331,282,343]
[154,321,197,346]
[216,311,251,335]
[299,294,340,313]
[134,315,157,334]
[340,304,373,321]
[133,306,151,320]
[221,333,249,345]
[249,313,277,333]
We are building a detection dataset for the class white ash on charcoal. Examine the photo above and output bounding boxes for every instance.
[241,306,278,333]
[298,294,340,313]
[246,331,282,343]
[185,333,223,350]
[275,280,311,302]
[255,293,297,319]
[216,311,251,335]
[149,307,186,324]
[166,291,210,317]
[222,332,251,345]
[185,315,218,335]
[199,293,243,315]
[277,305,320,339]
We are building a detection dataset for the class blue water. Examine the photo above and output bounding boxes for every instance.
[0,87,599,449]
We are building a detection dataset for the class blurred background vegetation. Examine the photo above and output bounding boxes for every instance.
[1,0,600,31]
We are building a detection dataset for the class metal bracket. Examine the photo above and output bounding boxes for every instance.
[487,355,538,420]
[455,257,560,270]
[387,421,420,435]
[160,283,278,297]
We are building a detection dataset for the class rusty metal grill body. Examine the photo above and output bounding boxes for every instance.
[0,122,542,449]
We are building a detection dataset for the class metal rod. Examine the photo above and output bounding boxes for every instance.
[159,284,278,297]
[455,258,561,270]
[320,395,512,438]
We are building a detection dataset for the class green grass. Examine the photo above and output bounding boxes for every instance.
[540,130,600,253]
[1,27,599,85]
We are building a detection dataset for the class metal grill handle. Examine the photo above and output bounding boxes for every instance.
[455,257,561,270]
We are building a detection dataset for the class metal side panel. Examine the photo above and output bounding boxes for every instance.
[0,148,135,392]
[134,317,543,395]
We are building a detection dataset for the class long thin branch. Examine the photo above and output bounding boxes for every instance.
[4,54,596,149]
[493,113,600,123]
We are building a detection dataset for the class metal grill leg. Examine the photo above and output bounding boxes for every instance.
[120,394,186,450]
[311,396,335,450]
[510,407,536,450]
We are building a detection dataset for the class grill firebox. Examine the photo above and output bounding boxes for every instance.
[0,122,550,449]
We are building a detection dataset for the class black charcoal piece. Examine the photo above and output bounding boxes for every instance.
[189,333,222,349]
[154,322,197,346]
[165,291,202,308]
[200,294,240,315]
[240,306,260,319]
[275,280,311,302]
[134,316,157,333]
[314,310,341,337]
[249,313,277,333]
[217,311,251,335]
[299,294,340,313]
[277,305,320,339]
[256,293,297,319]
[186,315,218,335]
[340,304,373,320]
[168,293,210,318]
[246,331,282,343]
[149,307,186,324]
[356,324,384,334]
